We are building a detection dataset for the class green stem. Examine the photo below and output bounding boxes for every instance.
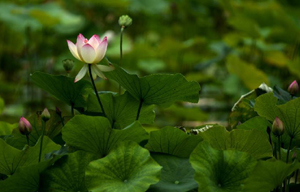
[26,135,30,146]
[71,103,75,117]
[278,136,281,160]
[286,137,293,163]
[136,99,143,121]
[88,64,106,117]
[38,120,46,162]
[274,143,277,159]
[119,27,124,95]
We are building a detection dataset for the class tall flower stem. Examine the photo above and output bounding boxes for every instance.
[26,135,30,146]
[286,137,293,163]
[278,136,281,160]
[119,26,124,95]
[38,120,46,162]
[88,64,106,117]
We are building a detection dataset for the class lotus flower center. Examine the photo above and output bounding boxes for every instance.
[84,39,88,44]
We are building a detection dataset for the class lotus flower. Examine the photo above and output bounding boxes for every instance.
[67,34,114,82]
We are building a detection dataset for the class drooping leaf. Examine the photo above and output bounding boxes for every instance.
[6,109,63,149]
[198,126,273,159]
[87,92,155,129]
[62,115,148,157]
[85,141,162,192]
[190,142,257,192]
[104,64,200,107]
[0,136,60,175]
[228,83,270,129]
[31,72,92,109]
[148,153,198,192]
[0,121,17,136]
[244,160,300,192]
[40,151,96,192]
[145,127,203,158]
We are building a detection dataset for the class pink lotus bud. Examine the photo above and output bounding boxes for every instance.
[41,108,51,122]
[19,117,32,135]
[272,117,284,136]
[288,80,299,95]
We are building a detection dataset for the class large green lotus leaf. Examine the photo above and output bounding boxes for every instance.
[190,142,257,192]
[62,115,148,157]
[0,121,17,136]
[199,126,272,159]
[226,55,269,90]
[6,110,63,149]
[228,83,269,129]
[0,159,53,192]
[31,72,91,108]
[145,127,203,158]
[0,136,60,175]
[148,153,197,192]
[243,160,300,192]
[85,141,162,192]
[40,151,96,192]
[87,91,155,129]
[104,64,200,107]
[237,116,272,132]
[255,92,300,142]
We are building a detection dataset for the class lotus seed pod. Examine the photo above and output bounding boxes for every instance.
[118,15,132,27]
[63,59,74,73]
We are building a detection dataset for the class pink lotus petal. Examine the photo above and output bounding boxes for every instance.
[67,40,82,61]
[80,44,96,64]
[76,33,86,58]
[92,65,107,80]
[88,35,100,49]
[94,36,108,63]
[74,65,88,83]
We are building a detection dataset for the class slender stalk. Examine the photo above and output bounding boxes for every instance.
[286,137,293,163]
[71,103,75,117]
[136,99,143,121]
[119,27,124,95]
[278,136,281,160]
[26,135,30,146]
[274,143,277,159]
[38,120,46,162]
[88,64,106,117]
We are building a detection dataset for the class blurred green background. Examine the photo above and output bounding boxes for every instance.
[0,0,299,128]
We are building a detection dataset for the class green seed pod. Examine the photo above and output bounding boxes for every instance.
[118,15,132,27]
[63,59,74,73]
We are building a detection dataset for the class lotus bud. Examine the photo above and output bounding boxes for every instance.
[288,80,299,96]
[41,108,51,122]
[118,15,132,28]
[272,117,284,136]
[19,117,32,135]
[63,59,74,73]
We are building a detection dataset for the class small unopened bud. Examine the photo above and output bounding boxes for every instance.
[55,107,62,117]
[288,80,299,96]
[118,15,132,28]
[292,151,297,161]
[19,117,32,135]
[41,108,51,122]
[272,117,285,136]
[63,59,74,73]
